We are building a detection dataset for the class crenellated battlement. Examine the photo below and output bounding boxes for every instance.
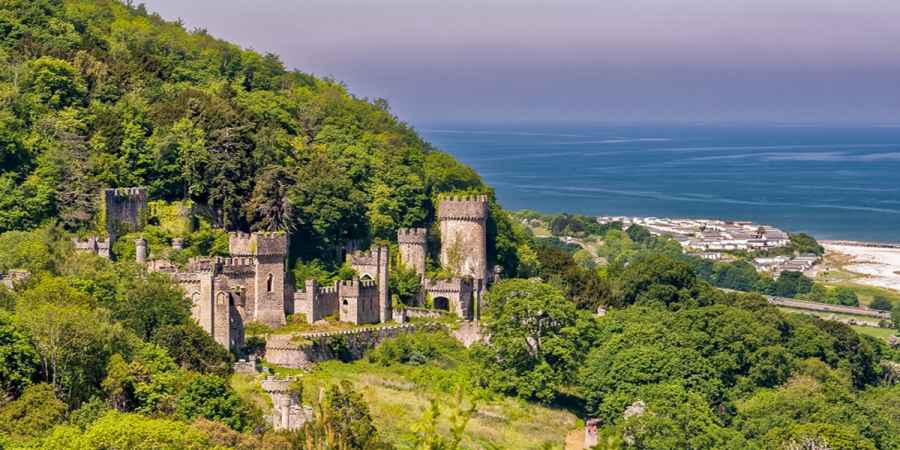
[218,256,257,267]
[229,231,287,256]
[437,195,489,220]
[186,257,218,273]
[255,232,288,256]
[106,187,148,198]
[261,377,294,394]
[397,228,428,244]
[423,276,474,293]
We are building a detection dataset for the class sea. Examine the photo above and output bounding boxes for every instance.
[417,123,900,243]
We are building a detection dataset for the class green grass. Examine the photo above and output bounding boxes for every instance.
[775,307,883,323]
[851,326,897,340]
[297,360,576,449]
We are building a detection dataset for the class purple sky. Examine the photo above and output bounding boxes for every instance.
[141,0,900,124]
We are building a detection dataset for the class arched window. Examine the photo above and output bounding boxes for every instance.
[266,273,274,292]
[216,292,227,305]
[360,273,373,281]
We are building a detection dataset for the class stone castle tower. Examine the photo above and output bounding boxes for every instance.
[102,187,148,237]
[228,232,289,328]
[398,228,427,277]
[437,195,488,282]
[347,246,391,322]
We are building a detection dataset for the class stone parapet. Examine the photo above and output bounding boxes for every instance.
[437,195,489,221]
[398,228,428,244]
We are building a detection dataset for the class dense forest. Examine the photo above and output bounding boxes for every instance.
[0,1,899,449]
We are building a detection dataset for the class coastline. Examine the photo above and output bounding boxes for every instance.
[821,241,900,292]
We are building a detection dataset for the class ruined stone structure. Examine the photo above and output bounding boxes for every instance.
[394,197,491,322]
[438,195,488,282]
[74,187,148,259]
[347,246,391,322]
[103,187,148,236]
[397,228,427,276]
[422,277,477,320]
[261,377,313,431]
[135,238,147,263]
[0,270,30,290]
[265,324,420,368]
[294,278,381,325]
[143,231,289,352]
[73,236,111,258]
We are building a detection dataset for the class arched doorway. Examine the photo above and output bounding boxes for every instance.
[433,296,450,311]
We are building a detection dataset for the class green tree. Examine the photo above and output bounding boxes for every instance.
[474,279,598,403]
[109,270,192,341]
[0,383,66,441]
[830,287,859,307]
[246,165,296,232]
[175,374,255,432]
[16,300,124,405]
[390,264,422,307]
[26,57,86,109]
[869,295,893,311]
[152,323,233,377]
[300,381,392,450]
[0,311,39,399]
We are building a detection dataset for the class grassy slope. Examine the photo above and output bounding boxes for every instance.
[259,360,577,449]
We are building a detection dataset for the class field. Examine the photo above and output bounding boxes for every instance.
[850,326,897,340]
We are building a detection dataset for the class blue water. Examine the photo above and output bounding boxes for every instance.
[417,123,900,243]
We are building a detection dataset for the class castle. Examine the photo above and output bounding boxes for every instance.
[78,187,492,353]
[142,232,290,351]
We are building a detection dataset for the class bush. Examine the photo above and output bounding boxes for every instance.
[870,296,893,311]
[368,330,465,367]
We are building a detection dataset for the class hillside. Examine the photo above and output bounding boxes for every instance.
[1,2,899,450]
[0,0,531,273]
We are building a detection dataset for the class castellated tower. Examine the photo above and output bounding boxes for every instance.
[228,231,289,328]
[102,187,148,236]
[438,195,489,282]
[398,228,427,277]
[347,246,391,323]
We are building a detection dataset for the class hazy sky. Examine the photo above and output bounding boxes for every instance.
[141,0,900,124]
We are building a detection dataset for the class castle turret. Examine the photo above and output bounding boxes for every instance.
[261,377,311,431]
[348,246,391,323]
[102,187,148,237]
[437,195,489,282]
[135,238,147,263]
[253,232,288,328]
[398,228,427,277]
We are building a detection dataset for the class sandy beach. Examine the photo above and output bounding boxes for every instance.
[822,243,900,292]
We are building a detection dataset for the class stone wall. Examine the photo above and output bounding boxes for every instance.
[265,324,419,368]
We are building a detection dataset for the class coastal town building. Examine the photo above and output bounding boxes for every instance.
[599,216,791,251]
[753,254,820,276]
